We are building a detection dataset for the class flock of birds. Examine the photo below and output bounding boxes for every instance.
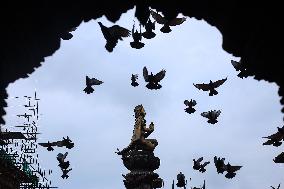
[58,7,283,188]
[38,136,74,179]
[192,156,242,179]
[262,125,284,164]
[80,61,283,186]
[83,66,227,125]
[96,9,187,52]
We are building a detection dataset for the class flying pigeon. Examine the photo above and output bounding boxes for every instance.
[143,66,166,90]
[150,10,186,33]
[98,22,131,52]
[83,76,103,94]
[193,78,227,96]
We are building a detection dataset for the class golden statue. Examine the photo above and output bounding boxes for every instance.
[116,105,158,155]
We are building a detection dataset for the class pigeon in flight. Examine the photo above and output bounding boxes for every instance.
[38,141,57,151]
[131,74,139,87]
[142,18,156,39]
[98,22,131,52]
[263,126,284,147]
[150,10,186,33]
[176,172,187,189]
[57,152,70,170]
[193,157,210,173]
[38,136,74,151]
[130,22,145,49]
[83,76,103,94]
[201,110,221,124]
[61,168,72,179]
[224,163,242,179]
[231,60,250,78]
[56,136,74,149]
[214,156,227,174]
[193,78,227,96]
[184,99,197,114]
[271,184,281,189]
[143,66,166,90]
[273,152,284,163]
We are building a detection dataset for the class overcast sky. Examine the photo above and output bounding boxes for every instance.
[3,8,284,189]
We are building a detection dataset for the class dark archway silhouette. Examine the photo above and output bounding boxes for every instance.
[0,1,283,124]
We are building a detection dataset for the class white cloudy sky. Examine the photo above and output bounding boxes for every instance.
[3,8,284,189]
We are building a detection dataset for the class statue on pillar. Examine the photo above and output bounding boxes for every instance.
[116,105,163,189]
[116,104,158,156]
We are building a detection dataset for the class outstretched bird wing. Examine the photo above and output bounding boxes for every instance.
[57,152,68,161]
[271,184,281,189]
[263,132,284,141]
[190,99,197,106]
[38,142,57,147]
[150,10,167,24]
[214,156,218,165]
[154,69,166,82]
[212,110,221,118]
[87,77,103,86]
[55,140,64,147]
[230,165,242,172]
[201,111,210,119]
[193,83,210,91]
[197,157,203,163]
[227,164,242,172]
[63,152,68,159]
[169,17,186,26]
[212,78,227,88]
[184,100,190,106]
[143,66,149,82]
[203,161,210,167]
[109,25,131,39]
[231,60,242,71]
[131,74,138,80]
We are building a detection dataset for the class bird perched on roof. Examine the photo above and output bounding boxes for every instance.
[143,66,166,90]
[224,163,242,179]
[150,10,186,33]
[263,126,284,147]
[83,76,103,94]
[98,22,131,52]
[201,110,221,124]
[142,18,156,39]
[184,99,197,114]
[131,74,139,87]
[193,78,227,96]
[193,157,210,173]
